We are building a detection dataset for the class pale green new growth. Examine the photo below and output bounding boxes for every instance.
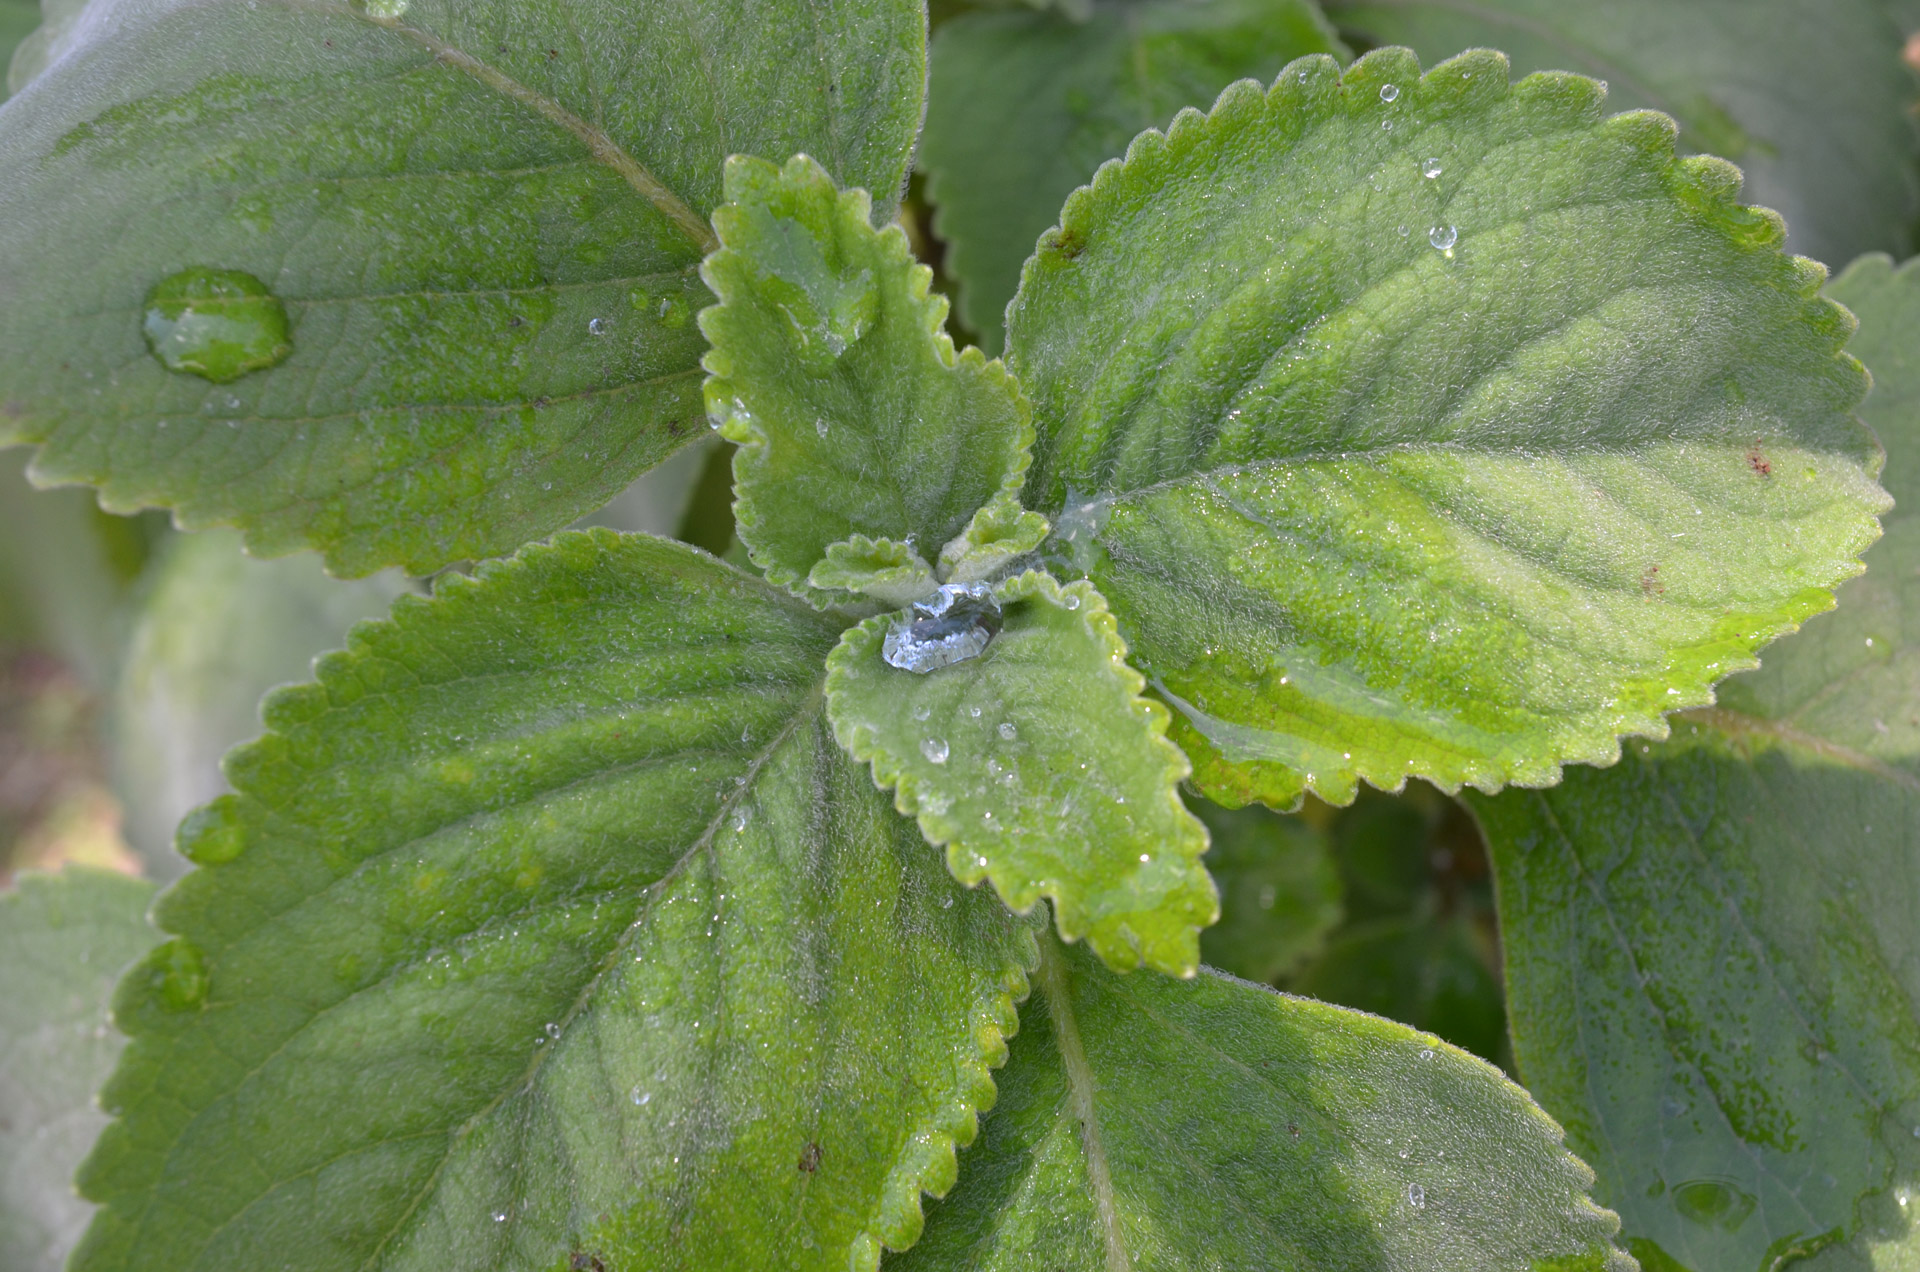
[1009,46,1888,809]
[0,0,924,574]
[920,0,1347,350]
[895,936,1632,1269]
[827,571,1216,976]
[938,494,1051,584]
[1474,252,1920,1271]
[0,870,156,1272]
[71,533,1035,1272]
[809,534,937,606]
[702,154,1038,601]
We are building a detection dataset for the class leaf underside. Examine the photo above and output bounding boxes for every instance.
[894,936,1632,1271]
[1008,46,1887,809]
[827,570,1215,976]
[1473,251,1920,1272]
[72,533,1036,1272]
[0,868,157,1272]
[701,153,1034,600]
[0,0,924,575]
[919,0,1347,352]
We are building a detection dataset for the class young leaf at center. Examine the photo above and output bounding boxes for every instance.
[1008,46,1889,809]
[827,571,1216,976]
[701,154,1038,601]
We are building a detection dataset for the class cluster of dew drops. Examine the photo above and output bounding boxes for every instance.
[1373,81,1457,256]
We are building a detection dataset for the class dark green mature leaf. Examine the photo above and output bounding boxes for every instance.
[1292,915,1506,1067]
[0,868,157,1272]
[1010,46,1888,809]
[1194,799,1341,984]
[110,529,411,881]
[702,155,1035,599]
[1323,0,1920,272]
[920,0,1347,352]
[829,570,1215,976]
[893,935,1631,1270]
[1471,252,1920,1272]
[74,532,1036,1272]
[0,0,924,576]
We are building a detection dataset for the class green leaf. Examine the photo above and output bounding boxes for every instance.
[1467,251,1920,1272]
[920,0,1347,351]
[1193,799,1341,984]
[1323,0,1920,273]
[0,868,157,1272]
[827,570,1215,975]
[0,0,42,98]
[893,934,1631,1270]
[1291,915,1507,1067]
[0,0,925,576]
[73,532,1037,1272]
[1008,46,1888,809]
[109,528,412,881]
[702,154,1036,599]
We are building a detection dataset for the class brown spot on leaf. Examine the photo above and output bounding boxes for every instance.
[1641,564,1664,596]
[798,1142,822,1173]
[569,1253,607,1272]
[1748,448,1771,477]
[1049,227,1086,261]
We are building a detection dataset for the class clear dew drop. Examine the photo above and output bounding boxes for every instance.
[884,583,1002,674]
[544,1022,560,1039]
[998,722,1017,741]
[492,1211,509,1223]
[912,704,931,722]
[1062,594,1081,610]
[815,419,829,438]
[1419,1048,1434,1060]
[360,0,408,15]
[1407,1183,1426,1209]
[921,737,950,764]
[1428,225,1458,251]
[630,1087,651,1106]
[588,317,609,335]
[1422,157,1442,178]
[143,267,293,384]
[1379,83,1399,102]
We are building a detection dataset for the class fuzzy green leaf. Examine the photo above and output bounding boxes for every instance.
[1,868,157,1272]
[0,0,924,576]
[1470,252,1920,1271]
[827,570,1214,975]
[702,154,1036,599]
[1193,800,1341,984]
[1009,46,1888,808]
[1323,0,1920,272]
[921,0,1347,351]
[72,532,1036,1272]
[109,528,412,881]
[894,935,1631,1270]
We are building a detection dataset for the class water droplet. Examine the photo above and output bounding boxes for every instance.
[883,583,1002,674]
[1407,1183,1425,1208]
[1379,83,1399,102]
[631,1087,651,1106]
[815,419,829,438]
[545,1022,560,1039]
[359,0,407,16]
[912,704,931,722]
[921,738,950,764]
[492,1211,509,1223]
[588,317,609,335]
[998,722,1017,741]
[1419,1048,1434,1060]
[1062,594,1081,610]
[969,706,983,718]
[1422,157,1442,178]
[143,268,292,383]
[1138,853,1150,863]
[1428,225,1458,251]
[1381,120,1392,131]
[1397,224,1409,236]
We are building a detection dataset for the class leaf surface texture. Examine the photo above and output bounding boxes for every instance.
[1009,47,1887,807]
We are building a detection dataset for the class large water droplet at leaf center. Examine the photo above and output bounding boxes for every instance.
[141,267,291,384]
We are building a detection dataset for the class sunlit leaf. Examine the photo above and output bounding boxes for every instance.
[1009,46,1886,808]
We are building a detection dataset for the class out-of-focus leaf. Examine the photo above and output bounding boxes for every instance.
[0,867,157,1272]
[1194,799,1341,983]
[109,528,410,881]
[1290,914,1506,1067]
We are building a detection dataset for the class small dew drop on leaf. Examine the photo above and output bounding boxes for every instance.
[544,1022,560,1039]
[998,722,1017,741]
[630,1088,651,1106]
[921,737,950,764]
[587,318,609,335]
[143,267,292,383]
[1407,1183,1427,1209]
[1429,225,1458,252]
[1423,157,1443,178]
[1379,83,1399,102]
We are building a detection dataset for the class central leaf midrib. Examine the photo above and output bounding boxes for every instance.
[1038,938,1133,1272]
